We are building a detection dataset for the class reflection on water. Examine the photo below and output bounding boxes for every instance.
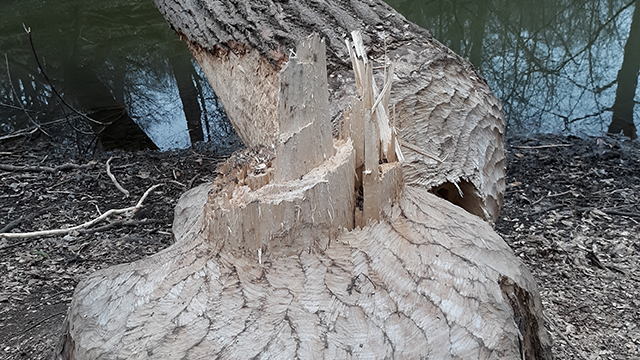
[0,0,239,151]
[2,0,638,146]
[385,0,640,137]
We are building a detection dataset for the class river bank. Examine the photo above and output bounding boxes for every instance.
[0,132,638,359]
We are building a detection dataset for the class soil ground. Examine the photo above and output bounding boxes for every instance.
[0,132,639,360]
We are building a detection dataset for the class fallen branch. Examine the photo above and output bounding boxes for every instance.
[22,23,110,130]
[575,207,640,218]
[0,161,96,174]
[106,157,130,197]
[0,184,162,239]
[78,218,165,234]
[0,118,68,142]
[0,102,38,112]
[0,206,56,233]
[5,54,50,138]
[528,204,563,217]
[543,314,589,360]
[601,209,640,218]
[19,311,67,335]
[513,144,572,150]
[0,127,38,141]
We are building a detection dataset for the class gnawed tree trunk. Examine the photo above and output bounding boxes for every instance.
[55,2,551,359]
[155,0,505,223]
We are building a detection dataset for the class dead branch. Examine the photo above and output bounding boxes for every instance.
[19,311,67,335]
[5,54,50,137]
[0,161,96,174]
[106,157,130,197]
[529,204,564,216]
[0,118,68,142]
[0,206,56,233]
[78,218,165,234]
[0,102,38,112]
[0,127,38,141]
[514,144,572,149]
[0,184,162,239]
[22,23,110,130]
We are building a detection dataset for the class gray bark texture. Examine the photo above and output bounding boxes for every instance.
[54,1,552,359]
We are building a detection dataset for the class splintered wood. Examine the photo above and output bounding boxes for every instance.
[343,31,404,226]
[206,32,404,259]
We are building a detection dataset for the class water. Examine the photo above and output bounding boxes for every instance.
[1,0,638,149]
[0,0,239,151]
[384,0,640,137]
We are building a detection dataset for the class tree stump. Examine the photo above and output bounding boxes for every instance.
[55,1,552,359]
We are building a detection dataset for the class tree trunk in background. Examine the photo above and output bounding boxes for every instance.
[469,0,490,69]
[155,0,506,223]
[55,1,552,359]
[62,62,157,151]
[609,3,640,139]
[170,53,204,144]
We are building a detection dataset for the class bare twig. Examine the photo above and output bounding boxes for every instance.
[0,102,38,112]
[0,184,162,239]
[187,174,199,189]
[531,190,572,206]
[400,141,444,163]
[0,161,96,173]
[106,157,130,197]
[78,218,164,234]
[0,127,38,141]
[22,24,110,129]
[0,118,68,142]
[543,314,589,360]
[529,204,563,216]
[513,144,572,150]
[19,311,67,335]
[601,210,640,218]
[0,215,26,234]
[575,207,640,218]
[4,54,50,137]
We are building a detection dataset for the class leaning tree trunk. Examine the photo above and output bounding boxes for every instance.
[55,1,552,359]
[156,0,505,223]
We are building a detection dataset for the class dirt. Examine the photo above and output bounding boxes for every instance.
[496,134,640,360]
[0,132,639,360]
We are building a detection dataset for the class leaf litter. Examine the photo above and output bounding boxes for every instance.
[1,133,639,359]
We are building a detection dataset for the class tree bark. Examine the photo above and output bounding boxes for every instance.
[154,0,506,223]
[609,2,640,139]
[170,53,205,144]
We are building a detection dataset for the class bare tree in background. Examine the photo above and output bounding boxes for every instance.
[609,2,640,139]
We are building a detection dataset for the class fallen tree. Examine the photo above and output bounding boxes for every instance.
[55,1,551,359]
[155,0,506,223]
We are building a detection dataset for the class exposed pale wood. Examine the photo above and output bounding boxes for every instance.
[57,32,550,360]
[208,139,355,257]
[190,44,280,149]
[154,0,505,223]
[274,35,334,183]
[345,32,404,225]
[56,184,549,359]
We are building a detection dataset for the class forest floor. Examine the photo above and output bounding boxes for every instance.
[0,132,639,360]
